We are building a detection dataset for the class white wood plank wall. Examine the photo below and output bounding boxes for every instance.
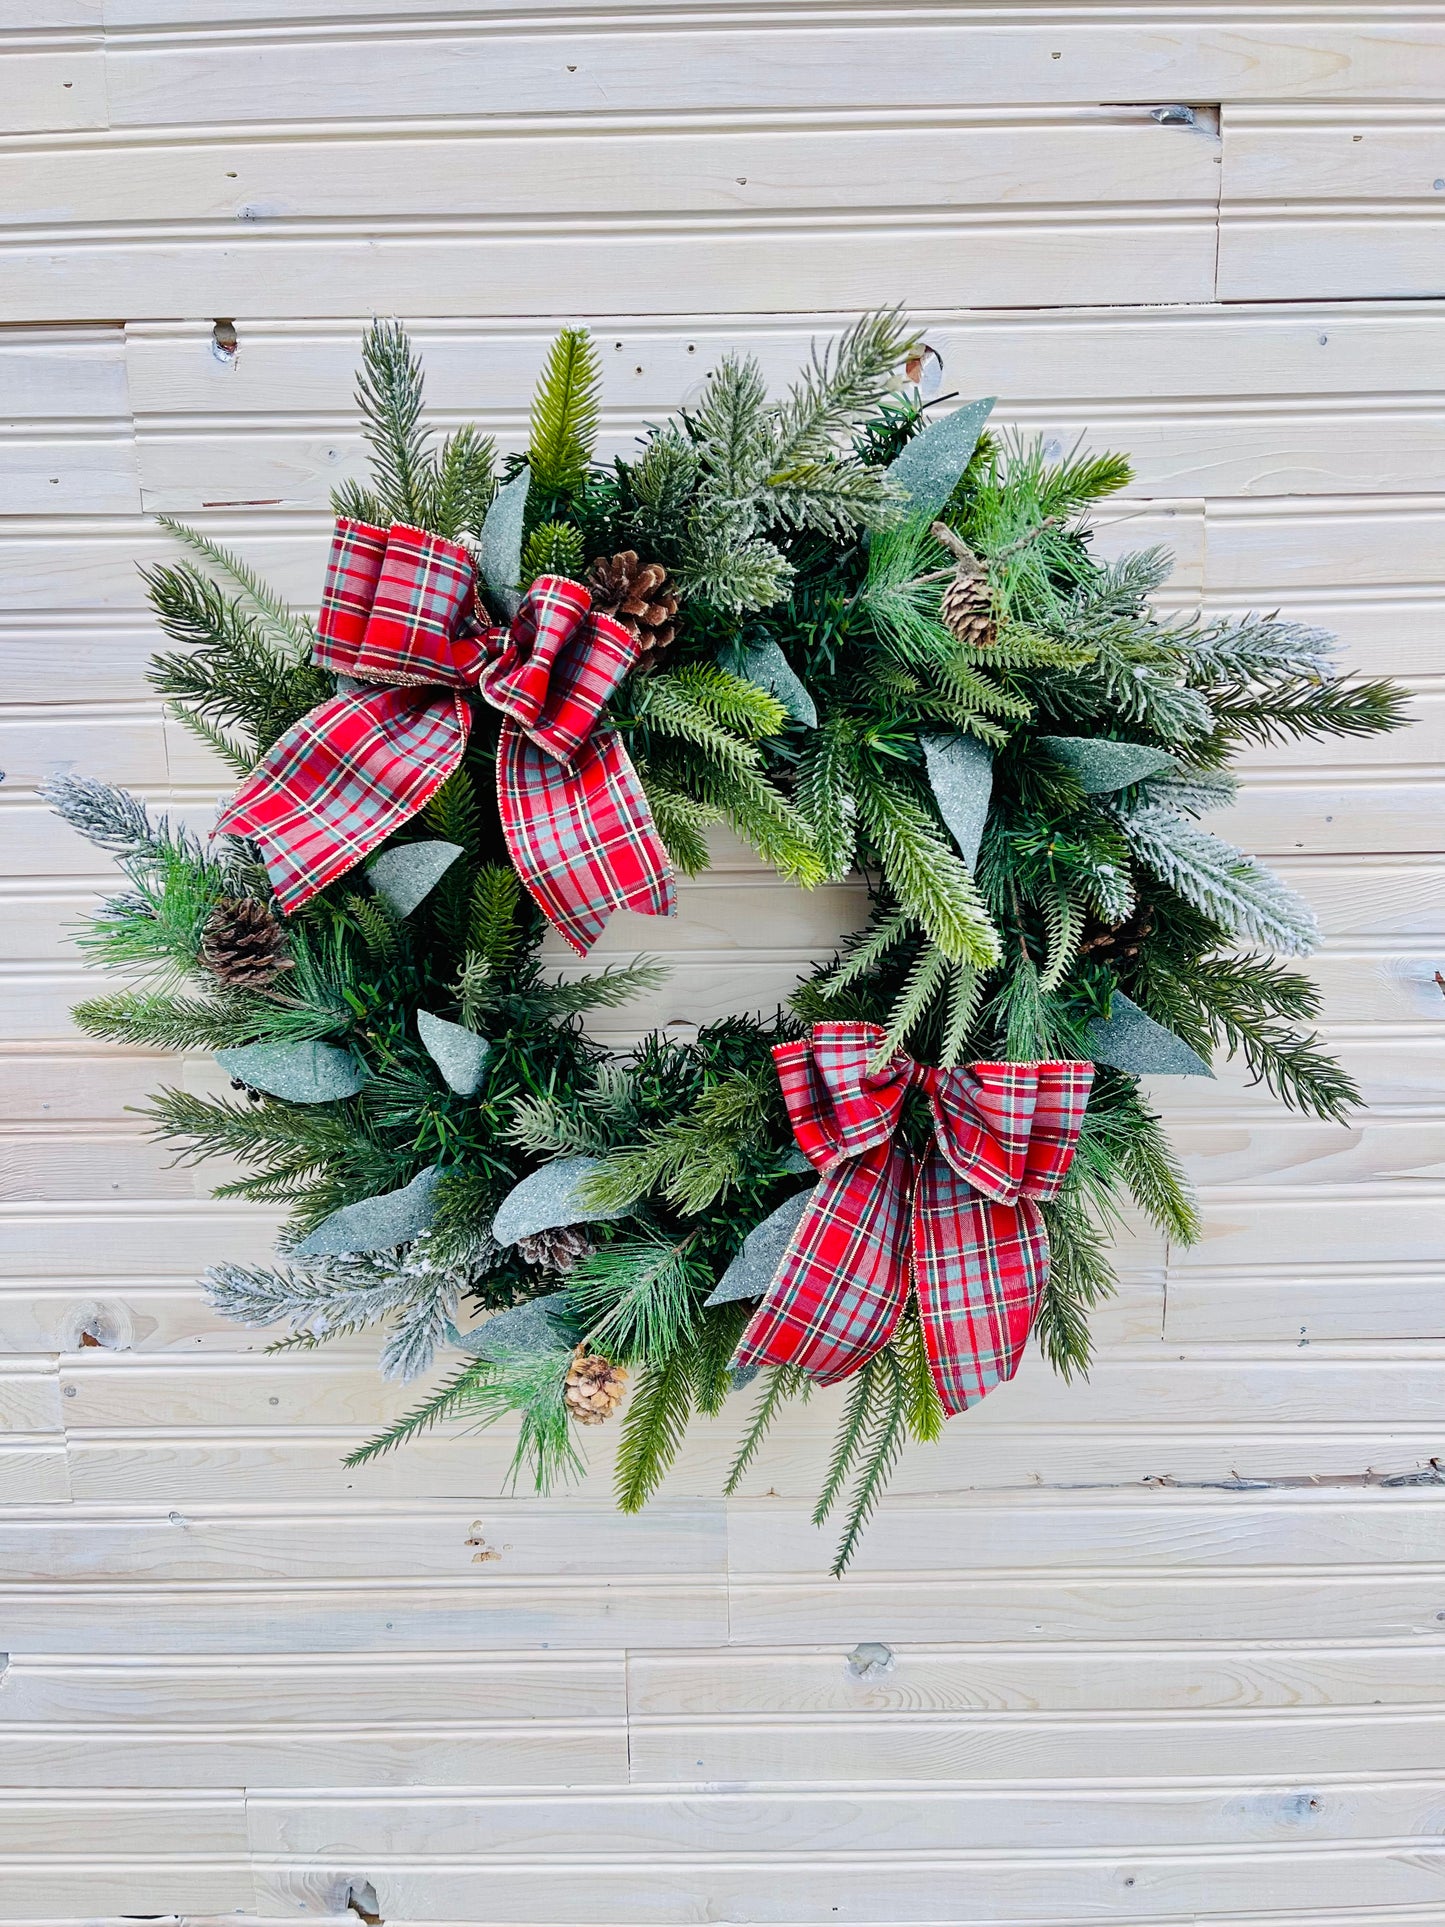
[2,3,1444,1921]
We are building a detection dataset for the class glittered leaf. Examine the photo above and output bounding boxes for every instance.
[417,1009,491,1096]
[294,1165,443,1256]
[492,1155,634,1247]
[886,396,995,520]
[921,732,993,870]
[705,1187,815,1306]
[454,1292,578,1359]
[734,638,817,729]
[477,467,530,620]
[367,840,464,918]
[1086,991,1213,1078]
[215,1039,366,1103]
[1042,735,1177,793]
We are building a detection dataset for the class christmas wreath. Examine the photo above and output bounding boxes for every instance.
[48,316,1406,1569]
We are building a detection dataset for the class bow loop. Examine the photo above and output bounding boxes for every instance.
[477,575,640,765]
[315,519,485,689]
[216,519,675,950]
[736,1027,1094,1418]
[774,1022,911,1174]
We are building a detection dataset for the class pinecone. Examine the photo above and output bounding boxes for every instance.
[940,568,996,649]
[586,551,678,669]
[199,896,293,989]
[516,1224,596,1275]
[564,1344,627,1426]
[1079,901,1155,968]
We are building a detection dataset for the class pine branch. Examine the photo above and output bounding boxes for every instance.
[567,1235,703,1366]
[39,773,165,861]
[431,423,497,540]
[615,1347,694,1511]
[855,769,1001,966]
[353,319,434,527]
[872,941,951,1066]
[521,519,585,584]
[532,958,670,1015]
[528,327,602,495]
[73,989,346,1051]
[938,961,983,1067]
[794,720,861,879]
[157,517,315,661]
[1035,1189,1116,1380]
[724,1365,809,1494]
[1117,804,1321,955]
[342,1357,491,1466]
[1211,676,1409,746]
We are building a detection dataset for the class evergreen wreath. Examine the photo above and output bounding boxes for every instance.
[47,316,1407,1571]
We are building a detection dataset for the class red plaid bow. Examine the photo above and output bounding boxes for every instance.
[215,518,676,953]
[735,1023,1094,1414]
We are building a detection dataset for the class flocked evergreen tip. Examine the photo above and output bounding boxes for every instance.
[41,773,163,859]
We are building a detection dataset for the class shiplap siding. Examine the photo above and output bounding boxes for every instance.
[2,3,1444,1923]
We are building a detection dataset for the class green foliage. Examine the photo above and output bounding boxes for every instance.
[615,1345,696,1511]
[343,1357,492,1466]
[528,327,603,495]
[854,766,1000,966]
[352,318,433,527]
[521,519,586,584]
[567,1234,707,1366]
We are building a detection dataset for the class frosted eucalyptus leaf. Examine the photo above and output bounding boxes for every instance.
[886,396,995,520]
[492,1155,634,1246]
[705,1187,816,1306]
[1085,992,1213,1078]
[733,638,817,729]
[453,1292,578,1359]
[1041,735,1177,793]
[921,732,993,870]
[417,1009,491,1096]
[477,467,530,619]
[295,1165,443,1256]
[215,1039,366,1103]
[367,840,464,918]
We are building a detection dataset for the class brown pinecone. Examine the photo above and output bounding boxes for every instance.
[199,896,293,989]
[586,550,679,669]
[940,568,996,649]
[1079,901,1155,968]
[564,1343,628,1426]
[516,1224,596,1275]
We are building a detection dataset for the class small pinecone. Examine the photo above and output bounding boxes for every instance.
[200,896,293,989]
[516,1224,596,1275]
[564,1343,628,1426]
[587,550,679,668]
[1079,901,1156,968]
[940,568,996,649]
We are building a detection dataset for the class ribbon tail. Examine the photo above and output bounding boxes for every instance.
[912,1148,1051,1417]
[215,687,469,913]
[734,1138,912,1384]
[498,721,676,956]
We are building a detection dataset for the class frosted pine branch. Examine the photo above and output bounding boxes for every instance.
[204,1231,500,1381]
[40,773,162,859]
[1115,803,1321,955]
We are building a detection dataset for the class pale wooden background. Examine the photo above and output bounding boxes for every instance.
[3,4,1445,1922]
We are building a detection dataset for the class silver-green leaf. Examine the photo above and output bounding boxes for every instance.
[453,1292,578,1359]
[417,1009,490,1096]
[367,840,464,918]
[733,638,817,729]
[1086,992,1213,1078]
[886,396,995,521]
[705,1186,815,1307]
[215,1040,366,1104]
[477,467,530,620]
[921,732,993,870]
[1042,735,1177,793]
[492,1155,634,1247]
[294,1165,443,1256]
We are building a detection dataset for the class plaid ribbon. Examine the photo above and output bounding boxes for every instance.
[734,1022,1094,1414]
[215,519,676,952]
